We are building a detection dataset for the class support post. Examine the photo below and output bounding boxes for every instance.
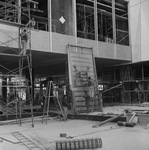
[18,0,21,24]
[94,0,98,41]
[112,0,116,43]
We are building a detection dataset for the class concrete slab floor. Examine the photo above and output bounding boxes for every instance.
[0,118,149,150]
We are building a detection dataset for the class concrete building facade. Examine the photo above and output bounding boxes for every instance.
[129,0,149,62]
[1,0,144,113]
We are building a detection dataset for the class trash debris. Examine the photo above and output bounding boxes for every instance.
[118,112,137,127]
[60,133,67,138]
[92,113,123,128]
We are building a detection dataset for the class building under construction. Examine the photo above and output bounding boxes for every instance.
[0,0,148,119]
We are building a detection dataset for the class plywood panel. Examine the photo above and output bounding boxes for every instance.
[71,57,92,64]
[70,53,92,59]
[68,45,99,113]
[70,49,92,55]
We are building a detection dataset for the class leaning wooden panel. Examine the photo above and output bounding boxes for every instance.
[67,44,103,113]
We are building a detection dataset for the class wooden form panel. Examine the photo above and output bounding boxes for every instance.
[67,45,100,113]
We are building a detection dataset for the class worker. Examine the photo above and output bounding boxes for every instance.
[62,95,68,121]
[83,91,90,113]
[20,27,29,55]
[57,85,64,105]
[26,18,36,29]
[41,95,45,110]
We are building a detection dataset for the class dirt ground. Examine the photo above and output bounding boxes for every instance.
[0,106,149,150]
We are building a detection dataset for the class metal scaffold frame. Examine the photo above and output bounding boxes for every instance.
[101,64,149,105]
[0,0,17,22]
[121,65,149,104]
[0,0,35,127]
[76,1,129,45]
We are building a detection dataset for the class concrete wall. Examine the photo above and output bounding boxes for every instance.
[0,23,19,49]
[31,30,50,52]
[51,33,131,61]
[0,22,131,61]
[130,0,149,62]
[141,1,149,60]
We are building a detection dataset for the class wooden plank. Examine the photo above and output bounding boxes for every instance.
[0,53,21,57]
[73,83,87,87]
[71,61,93,66]
[75,102,99,108]
[75,99,99,104]
[70,53,93,60]
[73,82,88,87]
[72,66,94,72]
[71,58,92,63]
[74,97,84,101]
[75,102,86,106]
[92,113,124,128]
[73,87,89,91]
[70,49,92,55]
[75,107,86,111]
[71,59,93,65]
[71,65,94,69]
[72,72,95,78]
[68,44,92,50]
[71,62,94,68]
[74,91,88,97]
[71,55,93,61]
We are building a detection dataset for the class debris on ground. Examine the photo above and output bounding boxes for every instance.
[140,102,149,107]
[92,113,124,128]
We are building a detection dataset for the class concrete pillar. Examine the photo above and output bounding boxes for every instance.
[18,0,21,23]
[112,0,116,43]
[51,0,73,35]
[72,0,77,37]
[64,0,73,35]
[94,0,98,41]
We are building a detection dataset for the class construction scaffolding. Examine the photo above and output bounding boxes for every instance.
[101,63,149,105]
[0,0,34,127]
[0,0,19,22]
[76,0,129,45]
[0,0,48,31]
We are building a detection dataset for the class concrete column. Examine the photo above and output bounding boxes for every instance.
[64,0,73,35]
[48,0,52,52]
[127,1,131,47]
[48,0,51,32]
[18,0,21,23]
[72,0,77,37]
[94,0,98,41]
[112,0,116,43]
